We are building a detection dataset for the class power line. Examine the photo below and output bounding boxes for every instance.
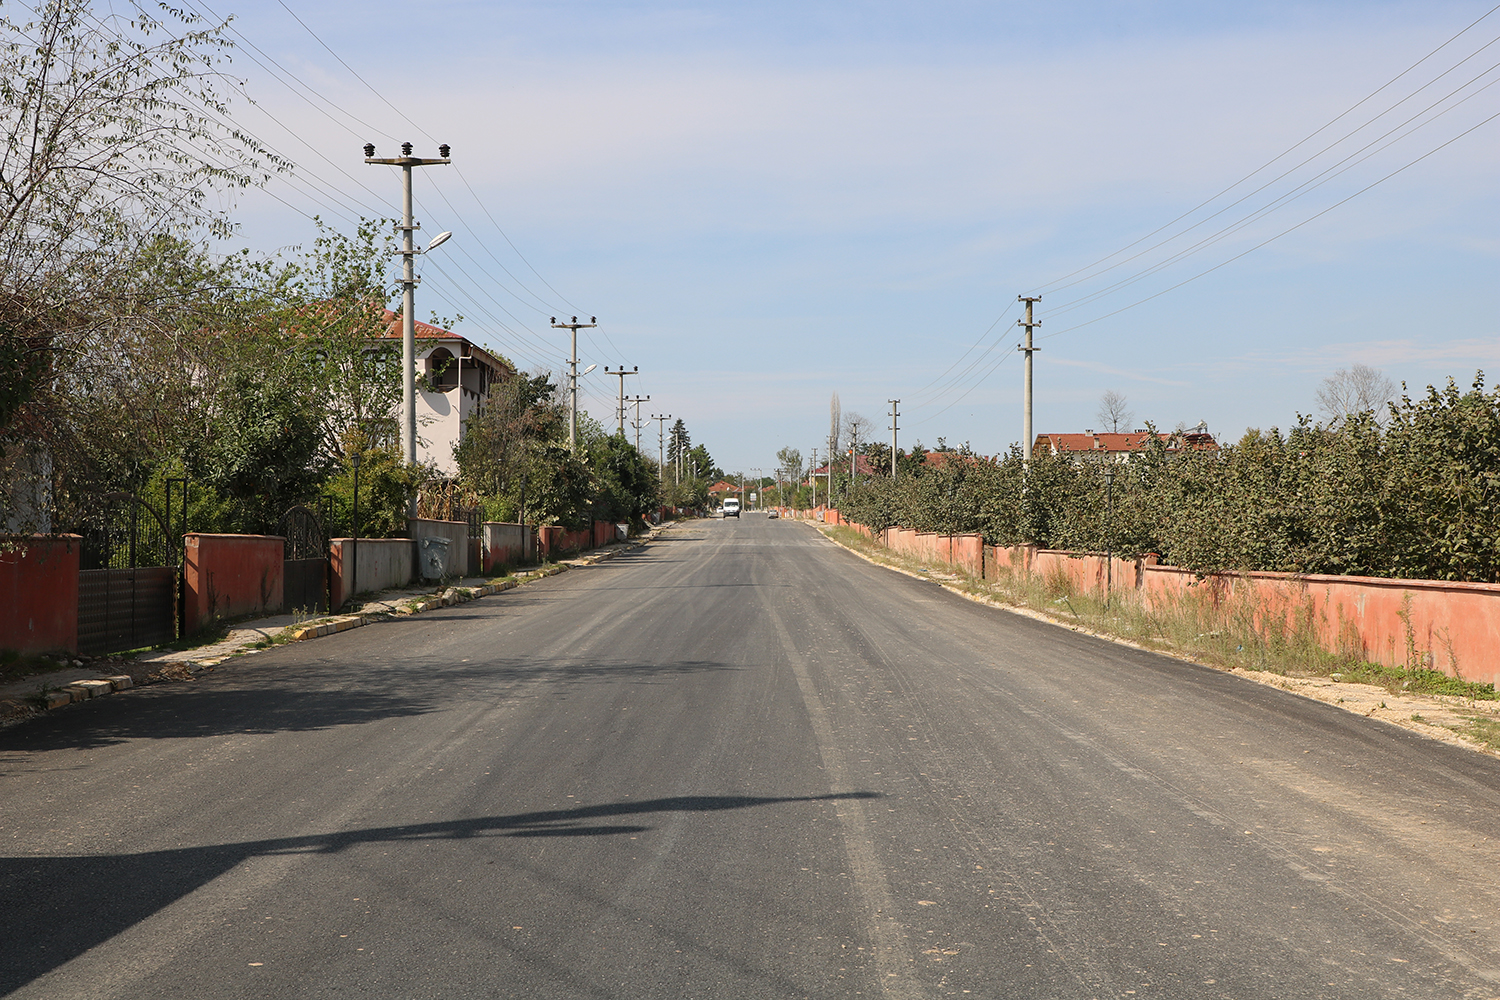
[1029,4,1500,297]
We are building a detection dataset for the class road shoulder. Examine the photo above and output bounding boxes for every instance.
[803,519,1500,761]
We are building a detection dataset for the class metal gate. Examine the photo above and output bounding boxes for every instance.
[277,504,328,614]
[76,493,178,656]
[466,506,481,578]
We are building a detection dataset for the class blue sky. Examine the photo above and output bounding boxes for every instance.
[206,0,1498,473]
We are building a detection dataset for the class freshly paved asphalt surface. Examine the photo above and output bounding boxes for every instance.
[5,516,1500,999]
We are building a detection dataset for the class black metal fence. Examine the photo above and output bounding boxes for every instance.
[75,493,178,655]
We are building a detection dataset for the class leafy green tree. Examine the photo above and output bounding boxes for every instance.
[0,2,279,529]
[590,432,660,522]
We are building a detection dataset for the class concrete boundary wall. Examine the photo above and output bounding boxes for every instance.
[828,508,1500,687]
[0,535,80,654]
[482,522,533,572]
[407,518,470,578]
[184,534,283,634]
[330,538,414,609]
[538,521,619,559]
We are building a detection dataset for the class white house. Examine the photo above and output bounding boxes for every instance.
[378,312,514,477]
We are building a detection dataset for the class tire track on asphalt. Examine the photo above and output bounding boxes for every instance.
[765,597,929,1000]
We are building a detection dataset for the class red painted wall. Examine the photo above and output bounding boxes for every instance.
[538,525,588,558]
[850,520,1500,687]
[184,534,284,634]
[0,535,80,654]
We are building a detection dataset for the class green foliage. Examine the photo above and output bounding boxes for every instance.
[322,431,425,538]
[687,444,719,482]
[590,431,661,522]
[526,443,597,531]
[180,367,327,532]
[836,376,1500,584]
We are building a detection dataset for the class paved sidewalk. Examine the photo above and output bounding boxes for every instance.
[0,521,676,723]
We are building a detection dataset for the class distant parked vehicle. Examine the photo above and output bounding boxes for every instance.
[766,509,779,519]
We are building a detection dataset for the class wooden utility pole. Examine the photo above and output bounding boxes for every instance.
[1018,296,1041,461]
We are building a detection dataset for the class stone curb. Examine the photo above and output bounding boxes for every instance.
[9,534,666,721]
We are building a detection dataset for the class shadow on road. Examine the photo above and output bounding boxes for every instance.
[0,685,437,755]
[0,654,739,755]
[0,791,881,993]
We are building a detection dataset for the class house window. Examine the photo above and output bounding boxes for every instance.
[426,347,458,390]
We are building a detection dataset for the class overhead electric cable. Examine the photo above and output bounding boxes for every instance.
[1028,2,1500,296]
[1042,54,1500,317]
[1039,107,1500,341]
[1043,68,1500,321]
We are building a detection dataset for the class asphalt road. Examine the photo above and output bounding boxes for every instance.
[5,515,1500,999]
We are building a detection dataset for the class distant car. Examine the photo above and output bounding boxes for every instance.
[766,509,779,519]
[722,498,741,518]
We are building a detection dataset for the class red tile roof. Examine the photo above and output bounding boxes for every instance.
[1035,431,1217,455]
[380,310,457,340]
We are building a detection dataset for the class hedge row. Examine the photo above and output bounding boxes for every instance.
[835,375,1500,583]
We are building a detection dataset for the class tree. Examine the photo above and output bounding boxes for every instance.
[455,368,564,520]
[1097,390,1133,433]
[1,1,277,527]
[776,446,802,485]
[844,412,875,451]
[1317,364,1396,425]
[591,431,660,522]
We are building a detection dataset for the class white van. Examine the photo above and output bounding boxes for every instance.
[722,498,741,518]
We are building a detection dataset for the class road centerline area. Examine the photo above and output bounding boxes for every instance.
[5,515,1500,999]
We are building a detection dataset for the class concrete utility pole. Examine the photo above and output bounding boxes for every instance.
[606,367,639,435]
[627,395,650,452]
[674,427,693,484]
[1018,296,1041,461]
[889,399,901,482]
[810,448,818,507]
[827,432,836,502]
[363,141,451,479]
[652,414,671,482]
[551,316,597,453]
[848,425,858,493]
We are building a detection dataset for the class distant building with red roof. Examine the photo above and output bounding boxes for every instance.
[707,480,740,500]
[1034,426,1217,463]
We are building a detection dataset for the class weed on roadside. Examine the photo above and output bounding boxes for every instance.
[1450,715,1500,753]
